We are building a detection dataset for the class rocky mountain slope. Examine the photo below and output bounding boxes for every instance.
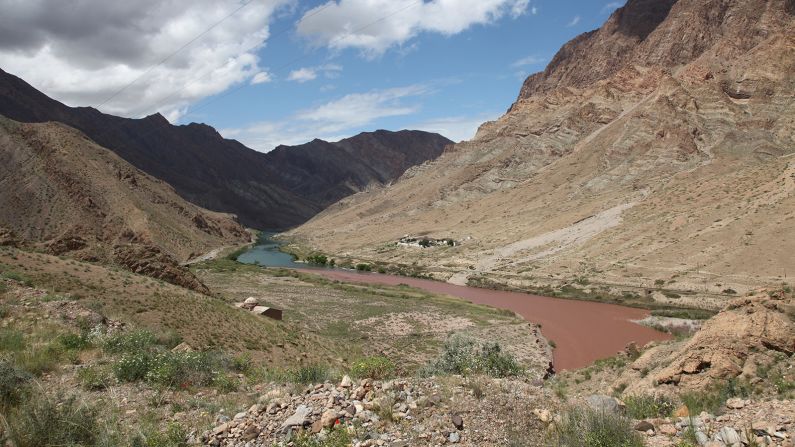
[267,130,451,208]
[289,0,795,307]
[0,116,250,291]
[0,68,451,229]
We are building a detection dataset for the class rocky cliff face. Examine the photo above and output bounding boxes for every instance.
[515,0,791,103]
[268,130,451,206]
[289,0,795,303]
[0,116,251,292]
[0,69,451,229]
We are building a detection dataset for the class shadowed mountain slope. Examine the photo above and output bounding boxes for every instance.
[0,116,250,292]
[0,68,451,229]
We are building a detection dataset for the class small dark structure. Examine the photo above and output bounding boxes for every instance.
[251,306,283,321]
[236,297,283,321]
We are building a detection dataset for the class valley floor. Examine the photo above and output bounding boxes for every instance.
[1,245,792,447]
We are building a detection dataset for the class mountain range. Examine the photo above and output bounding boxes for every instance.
[288,0,795,303]
[0,68,451,230]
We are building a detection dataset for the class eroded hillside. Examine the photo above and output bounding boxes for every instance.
[288,0,795,308]
[0,117,250,291]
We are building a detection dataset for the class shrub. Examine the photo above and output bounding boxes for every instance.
[231,353,252,374]
[0,329,25,352]
[154,330,183,350]
[624,394,676,419]
[306,254,328,266]
[0,358,31,409]
[421,335,522,378]
[722,288,737,295]
[225,247,247,262]
[7,392,99,447]
[680,379,746,415]
[212,373,240,393]
[355,263,372,272]
[549,406,644,447]
[289,365,330,384]
[350,356,395,380]
[77,365,113,391]
[650,308,714,320]
[17,343,63,376]
[144,351,221,388]
[114,351,153,382]
[57,332,91,351]
[133,422,188,447]
[1,271,33,287]
[103,330,158,354]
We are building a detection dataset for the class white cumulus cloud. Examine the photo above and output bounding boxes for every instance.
[222,84,430,150]
[410,113,501,143]
[286,64,343,83]
[251,71,273,85]
[0,0,290,120]
[296,0,532,57]
[287,68,318,83]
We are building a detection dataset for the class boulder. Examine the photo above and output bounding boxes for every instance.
[280,405,312,432]
[715,427,742,445]
[320,409,339,428]
[654,295,795,389]
[451,413,464,430]
[585,395,626,414]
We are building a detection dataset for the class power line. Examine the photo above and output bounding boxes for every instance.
[95,0,257,109]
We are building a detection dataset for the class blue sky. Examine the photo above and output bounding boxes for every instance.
[1,0,627,151]
[207,0,627,149]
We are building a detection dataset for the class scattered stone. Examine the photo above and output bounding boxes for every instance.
[715,426,741,445]
[280,405,312,432]
[320,409,339,428]
[674,405,690,418]
[533,408,552,423]
[451,413,464,430]
[726,397,745,409]
[448,431,461,443]
[659,424,678,436]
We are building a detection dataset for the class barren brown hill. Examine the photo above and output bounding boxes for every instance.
[288,0,795,309]
[0,116,250,291]
[0,68,451,229]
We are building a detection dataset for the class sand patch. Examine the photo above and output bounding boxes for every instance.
[356,311,475,337]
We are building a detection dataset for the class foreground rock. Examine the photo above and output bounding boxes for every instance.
[616,292,795,394]
[203,376,547,446]
[641,399,795,447]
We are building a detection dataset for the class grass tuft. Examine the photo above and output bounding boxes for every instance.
[548,405,644,447]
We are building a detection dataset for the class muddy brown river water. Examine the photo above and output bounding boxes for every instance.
[238,236,670,370]
[302,269,671,371]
